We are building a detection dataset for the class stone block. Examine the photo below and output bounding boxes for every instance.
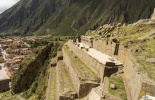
[110,84,116,90]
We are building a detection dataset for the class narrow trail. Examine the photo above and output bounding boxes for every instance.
[138,30,155,39]
[16,95,25,100]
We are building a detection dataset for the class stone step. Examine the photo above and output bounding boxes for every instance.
[57,51,63,61]
[51,57,57,67]
[87,85,104,100]
[63,46,100,98]
[56,60,77,100]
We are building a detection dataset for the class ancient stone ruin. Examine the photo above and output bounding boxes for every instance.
[47,35,155,100]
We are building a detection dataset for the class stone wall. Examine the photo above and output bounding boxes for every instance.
[62,47,99,98]
[66,40,105,81]
[81,36,93,47]
[82,39,155,100]
[63,48,80,95]
[139,82,155,98]
[56,61,76,100]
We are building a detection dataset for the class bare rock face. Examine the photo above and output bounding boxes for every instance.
[151,8,155,20]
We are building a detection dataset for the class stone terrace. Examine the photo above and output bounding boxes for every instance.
[56,60,76,100]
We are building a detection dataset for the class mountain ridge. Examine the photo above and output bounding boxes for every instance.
[0,0,155,35]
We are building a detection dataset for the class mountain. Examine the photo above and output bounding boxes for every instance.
[0,0,155,35]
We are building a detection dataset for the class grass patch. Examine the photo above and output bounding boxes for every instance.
[64,46,100,82]
[133,35,155,80]
[48,67,57,100]
[0,91,11,99]
[0,91,18,100]
[58,61,75,93]
[109,76,127,100]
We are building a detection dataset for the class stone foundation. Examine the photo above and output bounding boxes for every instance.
[63,46,99,98]
[66,40,105,81]
[82,39,155,100]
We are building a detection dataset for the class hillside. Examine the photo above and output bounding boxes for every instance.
[1,18,155,100]
[0,0,155,35]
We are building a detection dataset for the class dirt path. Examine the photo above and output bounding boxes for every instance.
[138,30,155,39]
[16,95,25,100]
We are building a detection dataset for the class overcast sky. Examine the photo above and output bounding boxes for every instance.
[0,0,19,14]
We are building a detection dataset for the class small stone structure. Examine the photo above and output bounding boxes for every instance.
[146,58,155,63]
[110,84,116,90]
[81,36,93,48]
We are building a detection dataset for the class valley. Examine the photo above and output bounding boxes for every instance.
[0,0,155,100]
[0,17,155,100]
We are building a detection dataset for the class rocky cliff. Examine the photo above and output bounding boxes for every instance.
[0,0,155,35]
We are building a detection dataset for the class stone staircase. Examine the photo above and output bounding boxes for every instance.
[87,85,103,100]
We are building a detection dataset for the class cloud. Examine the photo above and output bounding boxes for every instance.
[0,0,20,13]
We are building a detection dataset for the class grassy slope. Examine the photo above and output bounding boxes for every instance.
[1,0,155,35]
[109,76,127,100]
[90,19,155,80]
[116,23,155,79]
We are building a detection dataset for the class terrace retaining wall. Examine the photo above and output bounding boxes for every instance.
[62,47,99,98]
[84,39,155,100]
[66,40,105,81]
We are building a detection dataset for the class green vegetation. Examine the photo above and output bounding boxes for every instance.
[0,91,19,100]
[21,43,59,100]
[28,36,69,48]
[109,76,127,100]
[47,67,56,100]
[90,20,155,80]
[57,61,75,93]
[64,45,100,82]
[29,41,48,48]
[134,35,155,79]
[1,0,155,35]
[0,91,11,99]
[115,24,155,80]
[10,42,59,100]
[12,46,45,89]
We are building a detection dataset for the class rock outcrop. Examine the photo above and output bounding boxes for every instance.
[11,44,54,94]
